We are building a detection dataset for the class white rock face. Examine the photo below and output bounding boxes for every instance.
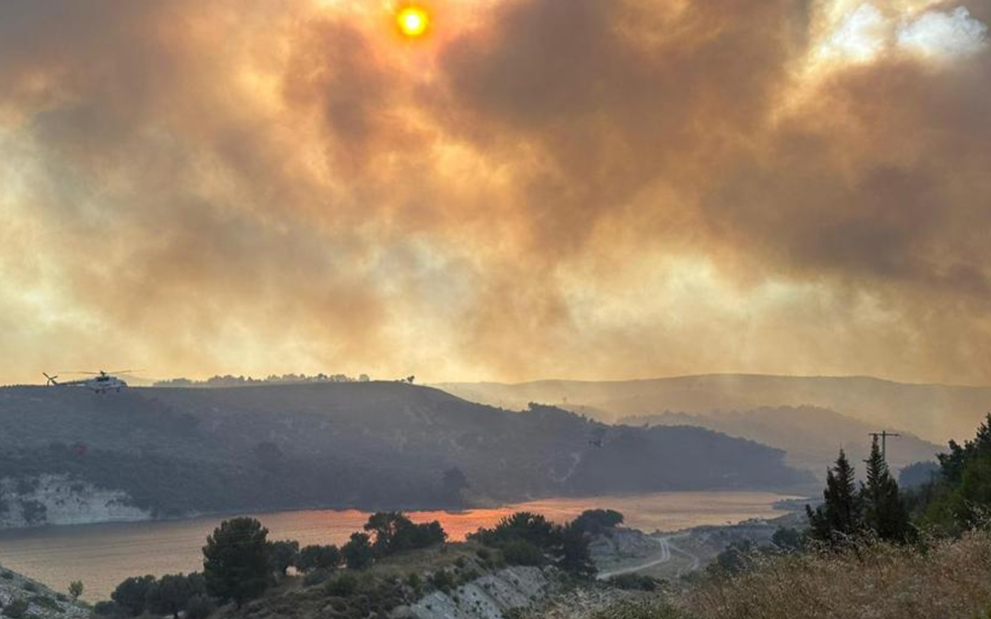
[0,475,151,529]
[410,566,549,619]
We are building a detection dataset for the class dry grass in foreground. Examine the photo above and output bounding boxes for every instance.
[594,530,991,619]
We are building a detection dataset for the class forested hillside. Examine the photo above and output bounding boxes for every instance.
[0,384,809,526]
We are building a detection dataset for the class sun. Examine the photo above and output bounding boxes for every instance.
[397,6,430,38]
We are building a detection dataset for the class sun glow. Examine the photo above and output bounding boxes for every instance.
[397,6,430,38]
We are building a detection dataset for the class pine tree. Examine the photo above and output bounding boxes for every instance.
[202,518,270,608]
[807,449,865,544]
[863,437,911,542]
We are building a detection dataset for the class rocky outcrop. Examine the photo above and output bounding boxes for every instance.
[590,528,660,561]
[0,475,150,529]
[405,566,551,619]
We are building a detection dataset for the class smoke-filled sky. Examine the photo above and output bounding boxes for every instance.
[1,0,989,385]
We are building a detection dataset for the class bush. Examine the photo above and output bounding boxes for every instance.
[1,571,13,580]
[363,512,447,557]
[266,540,299,576]
[710,541,758,576]
[341,533,374,570]
[472,513,557,549]
[302,569,331,587]
[2,599,28,619]
[92,601,122,617]
[429,570,456,593]
[502,540,545,567]
[111,575,156,616]
[325,573,358,597]
[298,544,341,572]
[471,511,594,577]
[407,573,422,589]
[184,595,215,619]
[607,573,658,591]
[148,573,206,619]
[20,583,37,593]
[68,580,84,600]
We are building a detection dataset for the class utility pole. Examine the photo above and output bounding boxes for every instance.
[869,431,901,462]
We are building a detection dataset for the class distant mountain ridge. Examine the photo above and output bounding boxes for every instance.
[620,406,941,479]
[0,383,809,528]
[435,374,991,444]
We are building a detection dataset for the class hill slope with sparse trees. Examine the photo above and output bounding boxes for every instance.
[0,383,810,526]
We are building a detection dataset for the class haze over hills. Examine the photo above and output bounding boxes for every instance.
[620,406,941,479]
[0,382,810,528]
[435,374,991,445]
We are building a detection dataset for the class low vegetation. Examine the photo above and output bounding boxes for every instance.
[470,511,596,578]
[0,569,85,619]
[587,414,991,619]
[98,508,603,618]
[681,531,991,619]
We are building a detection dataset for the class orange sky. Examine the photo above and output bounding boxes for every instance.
[0,0,989,385]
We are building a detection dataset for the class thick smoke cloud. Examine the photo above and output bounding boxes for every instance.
[0,0,989,384]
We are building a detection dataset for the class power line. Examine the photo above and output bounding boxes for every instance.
[868,431,901,461]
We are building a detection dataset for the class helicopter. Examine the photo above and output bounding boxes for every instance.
[43,370,133,394]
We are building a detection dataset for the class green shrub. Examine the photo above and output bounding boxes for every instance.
[1,571,14,581]
[184,595,215,619]
[92,601,122,617]
[303,569,331,587]
[2,599,29,619]
[20,583,37,593]
[68,580,84,600]
[325,573,359,597]
[607,573,658,591]
[363,512,447,558]
[502,540,545,567]
[298,544,341,572]
[429,570,456,593]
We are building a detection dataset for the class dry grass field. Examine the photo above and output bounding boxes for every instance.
[592,530,991,619]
